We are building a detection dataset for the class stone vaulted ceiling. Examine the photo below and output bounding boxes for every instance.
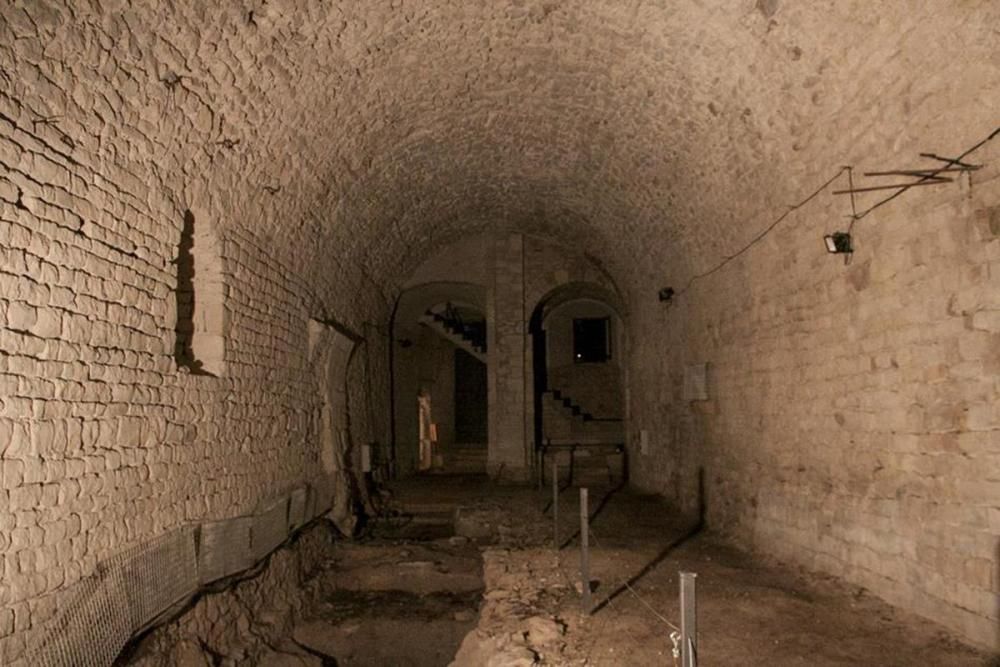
[2,0,997,317]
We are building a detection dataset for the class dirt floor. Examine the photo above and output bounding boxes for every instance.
[121,474,998,666]
[358,474,999,667]
[290,530,484,666]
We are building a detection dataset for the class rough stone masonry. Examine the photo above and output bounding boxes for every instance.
[0,0,998,662]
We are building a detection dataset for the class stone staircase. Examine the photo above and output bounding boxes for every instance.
[419,311,487,363]
[542,388,623,447]
[444,446,487,474]
[544,388,621,423]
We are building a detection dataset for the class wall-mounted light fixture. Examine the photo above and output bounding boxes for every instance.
[658,287,675,303]
[823,232,853,254]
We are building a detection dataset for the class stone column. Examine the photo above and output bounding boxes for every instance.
[487,233,528,479]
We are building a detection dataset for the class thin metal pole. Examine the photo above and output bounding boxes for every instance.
[537,449,543,492]
[579,487,590,614]
[552,460,559,548]
[680,571,698,667]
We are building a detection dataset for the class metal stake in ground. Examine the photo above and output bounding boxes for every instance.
[537,449,543,492]
[680,571,698,667]
[552,460,559,548]
[579,486,591,614]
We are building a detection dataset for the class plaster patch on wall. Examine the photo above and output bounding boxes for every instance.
[683,362,709,402]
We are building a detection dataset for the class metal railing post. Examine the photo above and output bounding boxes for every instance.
[680,571,698,667]
[552,460,559,548]
[580,487,591,613]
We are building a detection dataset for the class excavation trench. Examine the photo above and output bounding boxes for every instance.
[125,476,995,667]
[292,506,485,667]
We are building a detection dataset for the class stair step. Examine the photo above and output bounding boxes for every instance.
[419,314,488,363]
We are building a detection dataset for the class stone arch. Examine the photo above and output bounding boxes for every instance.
[528,281,628,453]
[391,281,489,474]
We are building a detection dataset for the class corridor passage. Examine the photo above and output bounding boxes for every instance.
[1,1,998,664]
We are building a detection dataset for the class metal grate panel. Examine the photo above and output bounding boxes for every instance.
[22,484,326,666]
[112,527,198,631]
[26,560,131,667]
[312,474,335,518]
[198,516,253,585]
[251,497,289,560]
[288,487,307,530]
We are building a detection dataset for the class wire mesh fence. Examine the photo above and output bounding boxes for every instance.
[20,478,335,667]
[546,481,694,666]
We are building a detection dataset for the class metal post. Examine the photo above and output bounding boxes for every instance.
[537,449,543,492]
[680,571,698,667]
[552,460,559,548]
[579,487,591,614]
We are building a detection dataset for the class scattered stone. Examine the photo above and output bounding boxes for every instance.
[485,589,512,600]
[454,508,495,540]
[169,640,212,667]
[523,616,564,646]
[257,644,323,667]
[487,644,538,667]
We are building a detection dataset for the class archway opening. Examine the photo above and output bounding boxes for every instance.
[529,283,627,487]
[392,283,490,475]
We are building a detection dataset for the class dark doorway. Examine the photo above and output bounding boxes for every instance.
[530,313,547,450]
[454,349,487,443]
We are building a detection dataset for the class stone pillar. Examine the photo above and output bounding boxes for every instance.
[487,233,528,479]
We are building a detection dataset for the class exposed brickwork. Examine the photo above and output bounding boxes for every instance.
[1,0,998,656]
[630,162,1000,648]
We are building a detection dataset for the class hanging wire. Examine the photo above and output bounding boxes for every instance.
[548,503,677,664]
[672,167,850,300]
[671,125,1000,302]
[555,508,683,633]
[851,125,1000,222]
[846,165,859,234]
[558,544,661,666]
[588,526,682,633]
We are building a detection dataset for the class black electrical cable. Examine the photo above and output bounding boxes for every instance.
[672,167,849,299]
[671,125,1000,302]
[851,125,1000,223]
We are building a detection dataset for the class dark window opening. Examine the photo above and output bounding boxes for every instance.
[173,210,205,374]
[173,209,225,376]
[572,317,611,363]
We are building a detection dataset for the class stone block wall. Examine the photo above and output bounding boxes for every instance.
[4,0,997,657]
[0,2,404,660]
[0,191,378,663]
[487,233,528,476]
[628,152,1000,648]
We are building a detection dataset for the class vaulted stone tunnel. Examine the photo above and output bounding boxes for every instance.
[1,1,999,664]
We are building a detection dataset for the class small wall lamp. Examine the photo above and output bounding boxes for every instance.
[824,232,853,254]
